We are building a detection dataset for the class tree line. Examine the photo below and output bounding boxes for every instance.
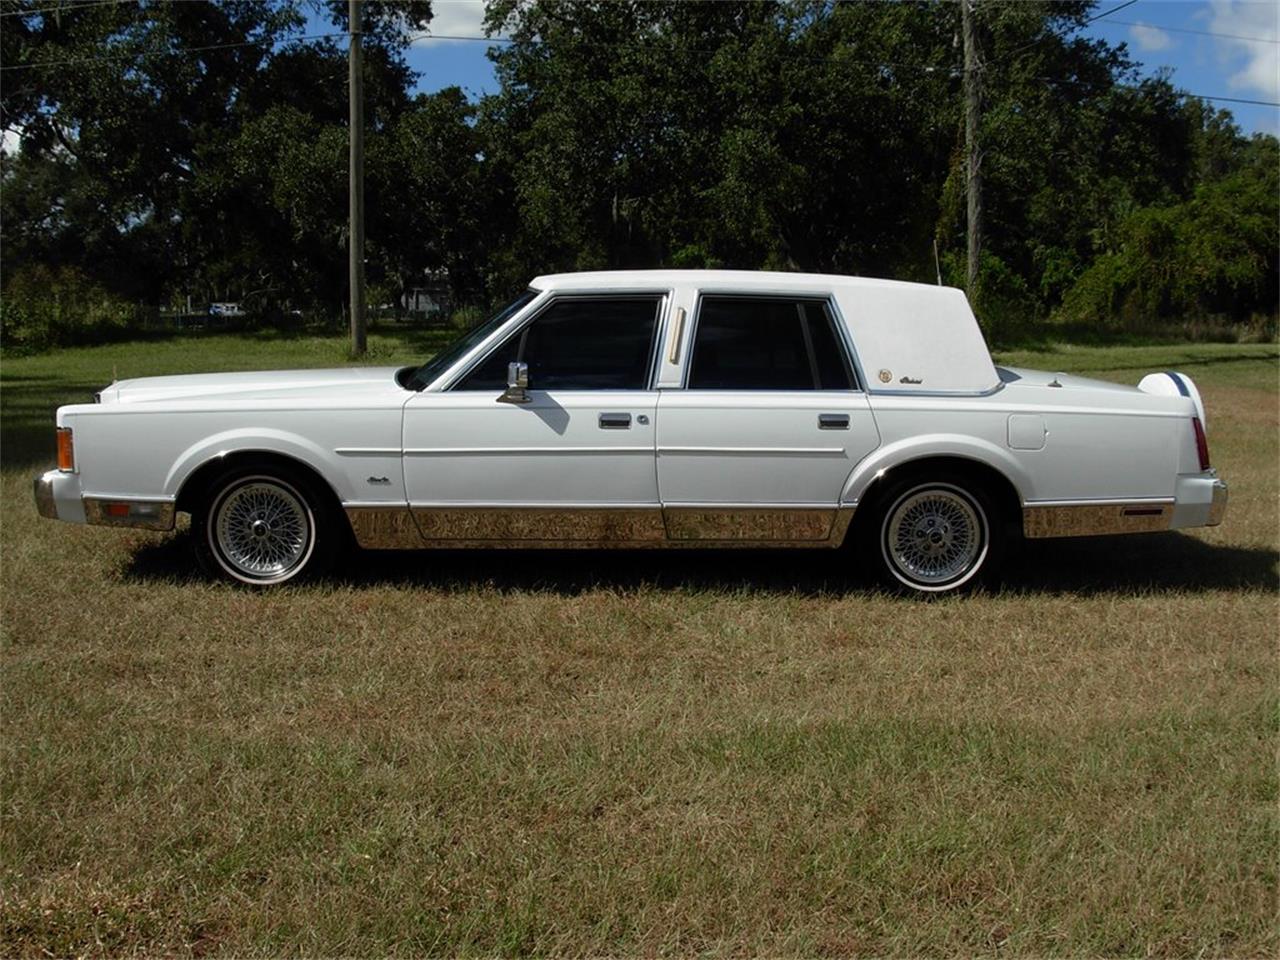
[1,0,1276,352]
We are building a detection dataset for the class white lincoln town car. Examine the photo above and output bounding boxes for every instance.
[34,270,1227,593]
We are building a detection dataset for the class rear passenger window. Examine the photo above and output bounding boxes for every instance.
[688,297,855,390]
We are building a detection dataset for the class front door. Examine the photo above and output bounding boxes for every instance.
[402,294,668,544]
[657,294,881,541]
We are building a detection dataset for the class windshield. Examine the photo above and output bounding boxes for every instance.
[406,289,540,390]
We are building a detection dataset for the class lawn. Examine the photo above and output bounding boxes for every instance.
[2,332,1276,956]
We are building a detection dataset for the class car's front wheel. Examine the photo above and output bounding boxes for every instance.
[194,466,340,586]
[865,475,1003,594]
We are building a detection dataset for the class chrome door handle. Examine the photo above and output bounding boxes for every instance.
[599,412,632,429]
[818,413,850,430]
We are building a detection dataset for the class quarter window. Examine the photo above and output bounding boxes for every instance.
[457,296,662,391]
[688,297,855,390]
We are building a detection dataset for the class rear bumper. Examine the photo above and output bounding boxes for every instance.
[33,469,175,530]
[1022,472,1227,539]
[1170,473,1228,530]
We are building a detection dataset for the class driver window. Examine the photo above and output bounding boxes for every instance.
[457,296,662,391]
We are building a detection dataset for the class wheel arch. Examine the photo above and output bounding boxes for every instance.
[840,442,1027,546]
[175,449,347,522]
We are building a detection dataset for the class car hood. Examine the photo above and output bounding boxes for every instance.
[100,366,408,405]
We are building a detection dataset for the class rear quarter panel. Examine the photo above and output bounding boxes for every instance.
[847,385,1189,504]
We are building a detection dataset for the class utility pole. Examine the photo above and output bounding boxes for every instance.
[960,0,983,307]
[348,0,366,356]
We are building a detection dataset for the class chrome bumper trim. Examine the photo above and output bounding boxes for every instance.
[1206,480,1228,526]
[1022,501,1174,539]
[33,473,58,519]
[82,497,176,531]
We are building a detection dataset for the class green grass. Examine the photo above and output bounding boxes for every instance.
[1,333,1276,956]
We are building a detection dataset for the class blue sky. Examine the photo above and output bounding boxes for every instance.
[399,0,1279,135]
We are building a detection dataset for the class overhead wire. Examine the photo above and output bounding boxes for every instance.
[0,30,346,70]
[0,0,135,18]
[1090,18,1280,45]
[3,12,1277,109]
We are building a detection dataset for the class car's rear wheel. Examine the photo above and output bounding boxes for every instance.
[864,475,1003,594]
[194,466,339,585]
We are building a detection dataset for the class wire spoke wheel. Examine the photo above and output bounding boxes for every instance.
[881,483,988,590]
[211,478,313,582]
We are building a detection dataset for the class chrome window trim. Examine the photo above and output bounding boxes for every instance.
[680,292,863,392]
[438,290,673,394]
[417,288,550,392]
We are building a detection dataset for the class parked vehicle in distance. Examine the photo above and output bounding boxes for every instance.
[34,270,1227,593]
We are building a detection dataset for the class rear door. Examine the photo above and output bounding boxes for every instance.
[656,294,880,542]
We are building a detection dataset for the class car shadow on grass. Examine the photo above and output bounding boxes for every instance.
[121,529,1278,597]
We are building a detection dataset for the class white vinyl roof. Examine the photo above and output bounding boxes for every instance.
[532,268,929,294]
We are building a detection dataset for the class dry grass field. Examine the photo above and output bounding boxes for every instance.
[1,333,1276,956]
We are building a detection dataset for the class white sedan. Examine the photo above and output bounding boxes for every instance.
[34,270,1227,593]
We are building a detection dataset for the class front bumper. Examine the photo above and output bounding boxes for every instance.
[33,469,175,530]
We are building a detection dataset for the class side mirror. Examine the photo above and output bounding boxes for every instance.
[497,361,531,404]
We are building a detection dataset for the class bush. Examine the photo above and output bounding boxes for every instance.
[449,305,485,332]
[1058,168,1279,330]
[0,266,146,354]
[940,249,1041,345]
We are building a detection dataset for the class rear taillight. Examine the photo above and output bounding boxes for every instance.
[56,427,75,471]
[1192,417,1211,471]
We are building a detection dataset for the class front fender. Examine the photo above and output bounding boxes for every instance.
[840,434,1031,505]
[163,428,350,501]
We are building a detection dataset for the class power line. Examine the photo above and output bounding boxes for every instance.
[1085,0,1142,25]
[410,33,514,44]
[989,0,1140,69]
[0,0,129,18]
[0,30,346,70]
[1097,19,1280,45]
[5,23,1278,109]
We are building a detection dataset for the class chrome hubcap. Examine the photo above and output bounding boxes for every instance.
[886,487,983,585]
[214,481,310,580]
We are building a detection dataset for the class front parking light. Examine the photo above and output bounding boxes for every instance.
[56,428,75,472]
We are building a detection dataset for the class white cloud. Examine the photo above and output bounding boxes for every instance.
[1129,22,1173,52]
[409,0,507,46]
[1,127,20,157]
[1208,0,1280,98]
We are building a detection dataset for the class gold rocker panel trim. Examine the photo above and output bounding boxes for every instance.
[414,507,668,543]
[1022,502,1173,539]
[346,507,424,549]
[83,498,176,531]
[664,506,836,541]
[345,506,856,549]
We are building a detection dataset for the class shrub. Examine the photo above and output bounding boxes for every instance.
[0,266,144,354]
[1058,168,1279,330]
[940,249,1041,345]
[449,305,485,332]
